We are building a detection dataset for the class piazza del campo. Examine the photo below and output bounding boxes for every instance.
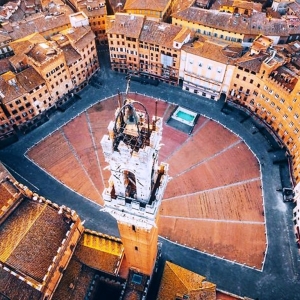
[0,0,300,299]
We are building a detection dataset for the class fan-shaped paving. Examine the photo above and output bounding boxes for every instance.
[27,94,266,268]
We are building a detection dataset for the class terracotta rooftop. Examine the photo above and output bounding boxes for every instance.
[236,51,268,73]
[269,64,299,91]
[174,27,191,44]
[0,195,78,288]
[0,32,11,44]
[140,20,183,49]
[172,0,194,12]
[0,178,22,220]
[287,1,300,15]
[0,58,12,75]
[0,268,43,300]
[232,0,262,11]
[16,67,45,92]
[62,44,81,66]
[107,13,145,38]
[157,261,216,300]
[124,0,170,11]
[0,12,71,40]
[74,29,95,51]
[52,258,96,300]
[26,42,59,64]
[9,32,46,55]
[76,0,107,17]
[75,231,124,275]
[172,7,289,36]
[0,75,27,104]
[182,39,242,64]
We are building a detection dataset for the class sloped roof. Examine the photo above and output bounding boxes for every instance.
[140,20,183,49]
[124,0,170,11]
[75,231,124,275]
[182,39,242,64]
[0,268,43,300]
[172,7,289,36]
[107,13,144,38]
[157,261,216,300]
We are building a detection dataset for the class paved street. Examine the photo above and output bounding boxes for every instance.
[0,47,300,299]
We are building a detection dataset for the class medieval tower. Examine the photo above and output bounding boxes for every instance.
[101,82,169,276]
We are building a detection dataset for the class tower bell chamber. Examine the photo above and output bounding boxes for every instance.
[101,95,169,276]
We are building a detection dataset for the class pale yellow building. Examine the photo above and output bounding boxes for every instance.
[179,37,242,99]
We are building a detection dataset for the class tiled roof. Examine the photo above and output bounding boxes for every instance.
[0,75,27,104]
[236,52,268,73]
[174,27,191,43]
[157,261,216,300]
[9,32,46,55]
[140,20,183,48]
[1,12,70,41]
[0,178,21,217]
[182,39,242,64]
[287,1,300,14]
[172,7,289,36]
[60,26,90,43]
[6,203,70,282]
[0,268,43,300]
[62,44,81,66]
[0,58,12,75]
[107,13,145,38]
[16,67,45,92]
[27,42,59,64]
[74,30,95,51]
[124,0,170,11]
[232,0,262,11]
[75,232,124,275]
[0,32,11,44]
[0,197,72,283]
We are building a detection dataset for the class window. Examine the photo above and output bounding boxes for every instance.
[135,246,138,251]
[132,225,136,231]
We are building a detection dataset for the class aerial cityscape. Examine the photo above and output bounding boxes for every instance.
[0,0,300,299]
